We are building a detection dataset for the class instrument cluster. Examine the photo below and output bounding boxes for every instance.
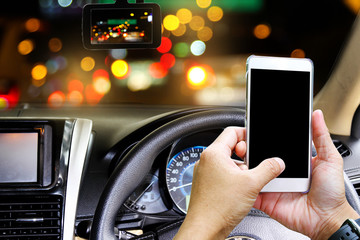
[124,130,222,215]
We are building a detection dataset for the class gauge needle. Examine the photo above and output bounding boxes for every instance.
[130,180,155,208]
[170,182,192,192]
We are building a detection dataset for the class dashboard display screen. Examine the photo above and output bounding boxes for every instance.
[0,133,38,183]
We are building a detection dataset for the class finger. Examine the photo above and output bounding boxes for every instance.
[312,110,340,161]
[210,127,246,156]
[193,160,199,171]
[238,163,248,171]
[249,158,285,188]
[233,158,248,169]
[235,141,246,159]
[192,160,199,179]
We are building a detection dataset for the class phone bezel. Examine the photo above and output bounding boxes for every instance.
[245,55,313,192]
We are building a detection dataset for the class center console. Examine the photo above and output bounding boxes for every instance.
[0,118,92,240]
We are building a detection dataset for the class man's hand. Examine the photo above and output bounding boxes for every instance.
[254,110,359,240]
[174,127,285,240]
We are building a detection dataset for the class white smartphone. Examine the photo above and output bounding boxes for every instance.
[246,55,313,192]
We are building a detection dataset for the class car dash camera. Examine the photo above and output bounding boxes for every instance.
[82,0,161,49]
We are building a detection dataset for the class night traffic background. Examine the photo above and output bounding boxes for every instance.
[0,0,357,109]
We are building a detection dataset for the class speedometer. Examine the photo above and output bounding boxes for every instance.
[166,146,206,214]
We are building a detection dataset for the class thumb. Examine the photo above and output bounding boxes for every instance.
[249,158,285,189]
[312,109,340,161]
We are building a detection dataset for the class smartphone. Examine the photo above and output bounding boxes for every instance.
[246,55,313,192]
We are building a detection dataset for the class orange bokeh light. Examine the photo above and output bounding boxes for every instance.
[48,38,62,52]
[25,18,41,32]
[85,84,104,105]
[18,39,34,55]
[92,69,111,95]
[149,62,168,79]
[68,79,84,93]
[176,8,192,24]
[254,24,271,39]
[189,16,205,31]
[344,0,360,14]
[67,91,84,106]
[291,49,306,58]
[48,91,66,108]
[93,69,109,80]
[207,6,223,22]
[31,64,47,80]
[196,0,211,8]
[197,26,213,42]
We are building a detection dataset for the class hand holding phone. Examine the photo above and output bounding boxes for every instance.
[246,55,313,192]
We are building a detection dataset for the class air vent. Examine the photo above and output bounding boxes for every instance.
[0,195,62,239]
[333,140,351,157]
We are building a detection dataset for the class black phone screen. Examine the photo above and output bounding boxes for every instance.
[248,69,311,178]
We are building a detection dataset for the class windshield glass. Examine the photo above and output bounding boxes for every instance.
[0,0,357,108]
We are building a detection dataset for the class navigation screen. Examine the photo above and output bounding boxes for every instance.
[91,8,153,44]
[0,132,38,183]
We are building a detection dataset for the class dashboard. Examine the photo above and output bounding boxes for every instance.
[122,130,222,215]
[0,104,359,240]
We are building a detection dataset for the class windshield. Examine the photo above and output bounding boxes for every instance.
[0,0,357,108]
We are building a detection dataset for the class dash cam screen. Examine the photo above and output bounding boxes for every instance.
[0,132,38,183]
[91,8,153,44]
[248,69,311,178]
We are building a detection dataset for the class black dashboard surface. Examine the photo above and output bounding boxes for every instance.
[0,105,234,228]
[1,104,360,237]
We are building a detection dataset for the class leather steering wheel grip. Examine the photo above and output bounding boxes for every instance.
[90,108,245,240]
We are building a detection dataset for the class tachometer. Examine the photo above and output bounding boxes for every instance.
[125,170,168,214]
[166,146,206,214]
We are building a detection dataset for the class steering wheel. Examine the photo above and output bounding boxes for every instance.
[90,108,360,240]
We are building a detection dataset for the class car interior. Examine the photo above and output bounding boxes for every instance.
[1,0,360,239]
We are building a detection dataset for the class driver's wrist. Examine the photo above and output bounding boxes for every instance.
[174,221,225,240]
[313,204,359,240]
[174,213,229,240]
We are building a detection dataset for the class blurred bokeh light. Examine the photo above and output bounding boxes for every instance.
[189,16,205,31]
[31,64,47,80]
[196,0,211,9]
[0,0,355,108]
[48,38,63,53]
[253,24,271,39]
[111,60,129,79]
[81,57,96,72]
[93,69,111,95]
[18,40,34,55]
[25,18,41,32]
[187,66,207,89]
[177,8,192,24]
[291,49,306,58]
[207,6,223,22]
[163,15,180,31]
[48,91,66,108]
